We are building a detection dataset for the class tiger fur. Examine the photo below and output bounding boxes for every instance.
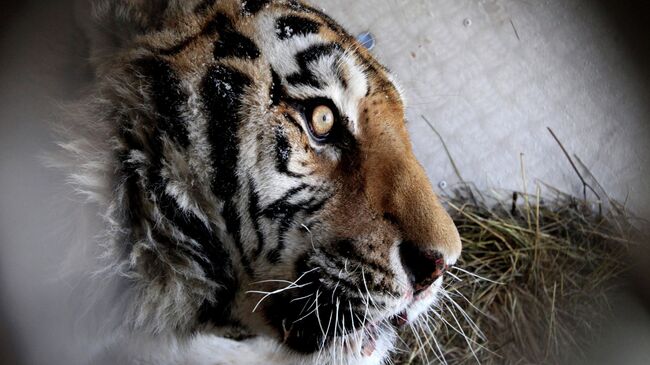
[58,0,463,364]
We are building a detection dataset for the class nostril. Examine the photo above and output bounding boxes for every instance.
[399,241,447,294]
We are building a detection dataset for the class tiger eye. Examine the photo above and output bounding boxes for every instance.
[310,105,335,138]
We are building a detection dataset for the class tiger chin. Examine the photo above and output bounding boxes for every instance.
[61,0,462,364]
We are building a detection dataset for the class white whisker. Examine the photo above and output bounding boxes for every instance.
[452,266,503,284]
[442,291,486,340]
[441,301,482,364]
[247,267,319,312]
[446,271,463,282]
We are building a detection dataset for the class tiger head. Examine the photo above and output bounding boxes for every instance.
[80,0,461,363]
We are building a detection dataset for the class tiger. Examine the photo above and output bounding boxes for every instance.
[58,0,462,364]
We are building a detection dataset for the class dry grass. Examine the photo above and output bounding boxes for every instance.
[394,183,639,364]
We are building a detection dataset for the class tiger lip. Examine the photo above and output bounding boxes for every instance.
[366,271,447,348]
[391,311,409,327]
[359,309,410,357]
[360,323,380,357]
[360,311,407,357]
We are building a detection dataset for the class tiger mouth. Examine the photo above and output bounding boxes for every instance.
[265,285,436,358]
[276,306,408,357]
[258,255,446,358]
[359,311,409,357]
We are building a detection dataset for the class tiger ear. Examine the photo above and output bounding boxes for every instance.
[77,0,170,64]
[90,0,169,34]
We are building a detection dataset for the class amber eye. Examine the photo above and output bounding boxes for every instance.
[310,105,335,138]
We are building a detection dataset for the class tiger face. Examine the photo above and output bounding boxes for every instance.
[84,0,461,363]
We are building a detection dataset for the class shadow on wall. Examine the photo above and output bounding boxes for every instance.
[585,3,650,364]
[1,2,33,364]
[595,0,650,312]
[0,316,22,365]
[594,0,650,84]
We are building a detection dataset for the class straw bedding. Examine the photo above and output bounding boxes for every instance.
[394,184,637,364]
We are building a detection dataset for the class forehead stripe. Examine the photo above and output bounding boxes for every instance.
[243,0,272,15]
[275,15,321,40]
[286,43,342,88]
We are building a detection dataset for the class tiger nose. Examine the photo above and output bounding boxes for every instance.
[399,241,448,294]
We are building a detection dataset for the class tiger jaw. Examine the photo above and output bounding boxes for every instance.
[242,270,444,362]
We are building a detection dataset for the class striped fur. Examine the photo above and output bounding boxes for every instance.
[57,1,462,364]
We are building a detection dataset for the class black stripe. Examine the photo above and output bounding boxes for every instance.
[118,59,242,327]
[262,188,330,264]
[302,195,329,216]
[261,184,308,263]
[214,31,260,60]
[324,240,394,281]
[285,1,348,36]
[274,127,303,178]
[201,64,253,275]
[223,199,254,276]
[319,250,397,296]
[212,14,260,60]
[273,216,295,263]
[135,58,190,148]
[155,188,234,283]
[286,43,342,88]
[266,247,282,264]
[117,151,146,245]
[261,184,309,218]
[321,272,361,297]
[261,186,329,221]
[275,15,321,40]
[248,177,266,258]
[201,64,251,198]
[242,0,271,15]
[268,194,327,264]
[270,69,285,106]
[157,190,212,245]
[159,21,218,56]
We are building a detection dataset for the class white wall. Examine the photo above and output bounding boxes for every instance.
[319,0,650,217]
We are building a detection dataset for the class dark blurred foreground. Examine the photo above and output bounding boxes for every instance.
[0,1,648,364]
